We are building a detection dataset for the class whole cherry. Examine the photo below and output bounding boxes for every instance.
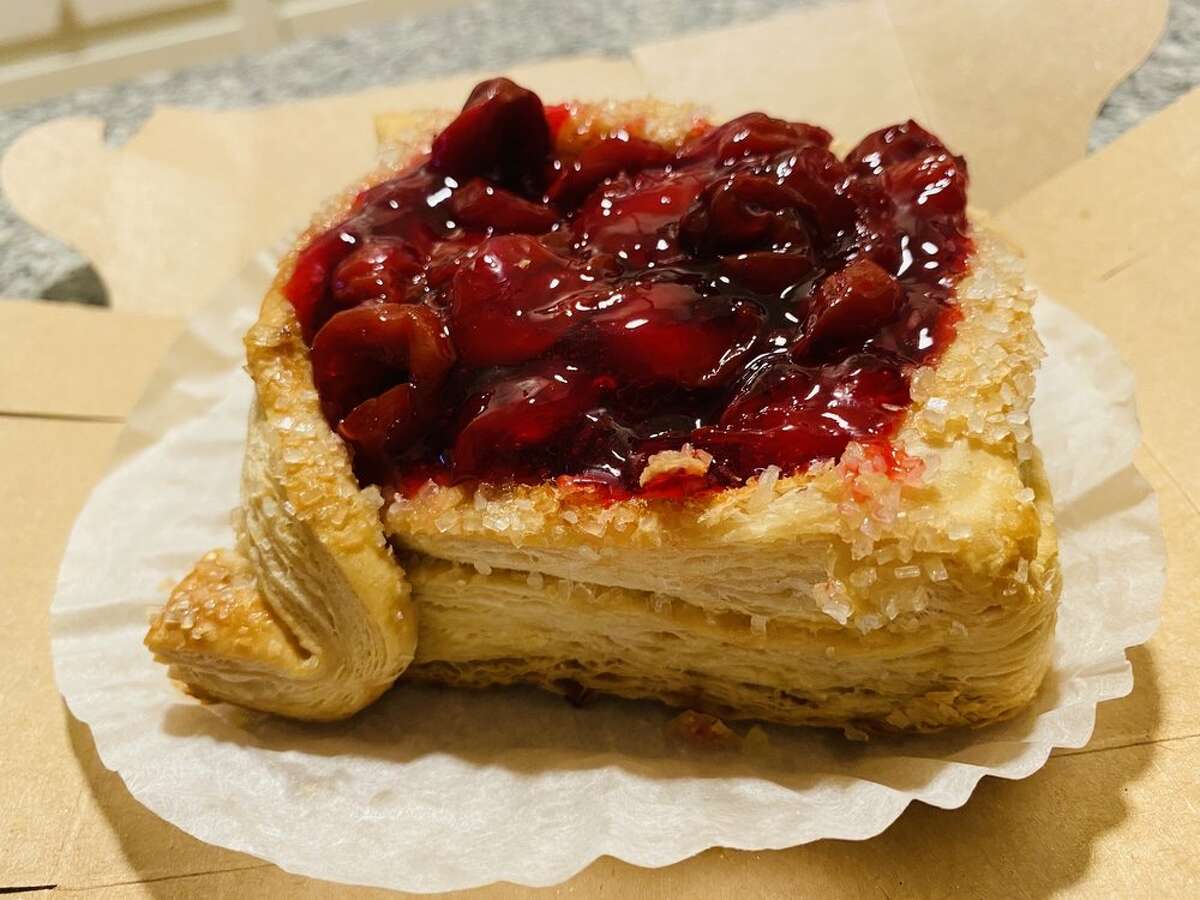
[590,281,765,388]
[310,303,455,426]
[448,235,589,366]
[330,239,424,308]
[797,258,903,357]
[430,77,551,193]
[452,361,608,479]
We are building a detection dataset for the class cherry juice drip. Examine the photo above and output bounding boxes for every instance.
[284,78,973,499]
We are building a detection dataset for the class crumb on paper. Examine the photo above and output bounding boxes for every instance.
[665,712,775,754]
[555,678,594,708]
[842,723,871,742]
[742,725,771,755]
[665,710,742,750]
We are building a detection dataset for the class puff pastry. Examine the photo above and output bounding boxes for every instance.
[146,81,1059,732]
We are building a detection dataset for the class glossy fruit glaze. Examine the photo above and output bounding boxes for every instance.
[284,78,972,499]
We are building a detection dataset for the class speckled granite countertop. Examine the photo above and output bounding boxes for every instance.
[2,0,1197,305]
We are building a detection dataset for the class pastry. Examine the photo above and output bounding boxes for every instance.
[146,78,1059,732]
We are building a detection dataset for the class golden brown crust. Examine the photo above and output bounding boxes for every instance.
[144,161,425,718]
[146,100,1059,730]
[147,549,309,672]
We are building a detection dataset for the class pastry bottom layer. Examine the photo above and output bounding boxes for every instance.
[401,555,1056,735]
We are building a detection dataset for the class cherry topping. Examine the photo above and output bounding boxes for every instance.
[448,235,587,367]
[337,384,421,479]
[348,167,454,254]
[448,178,559,233]
[589,282,764,388]
[719,250,815,294]
[844,120,946,177]
[680,112,832,165]
[283,78,972,497]
[543,103,571,141]
[331,239,423,307]
[286,228,357,341]
[775,145,858,237]
[681,173,810,254]
[799,259,902,357]
[310,303,454,426]
[571,170,706,265]
[452,361,606,479]
[696,357,908,473]
[547,135,673,208]
[430,77,550,192]
[883,151,969,219]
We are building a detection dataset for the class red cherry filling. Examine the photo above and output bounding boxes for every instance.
[337,384,421,480]
[429,77,550,192]
[679,112,832,165]
[719,251,816,294]
[696,358,909,473]
[844,119,946,177]
[331,239,423,307]
[452,362,606,479]
[543,103,571,140]
[284,78,973,497]
[799,259,902,357]
[547,135,673,207]
[310,304,454,424]
[286,228,357,342]
[589,282,764,388]
[448,235,589,367]
[571,170,706,265]
[448,179,559,233]
[884,151,969,219]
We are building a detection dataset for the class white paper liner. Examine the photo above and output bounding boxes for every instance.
[51,249,1164,893]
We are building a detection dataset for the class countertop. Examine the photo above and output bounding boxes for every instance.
[0,0,1197,305]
